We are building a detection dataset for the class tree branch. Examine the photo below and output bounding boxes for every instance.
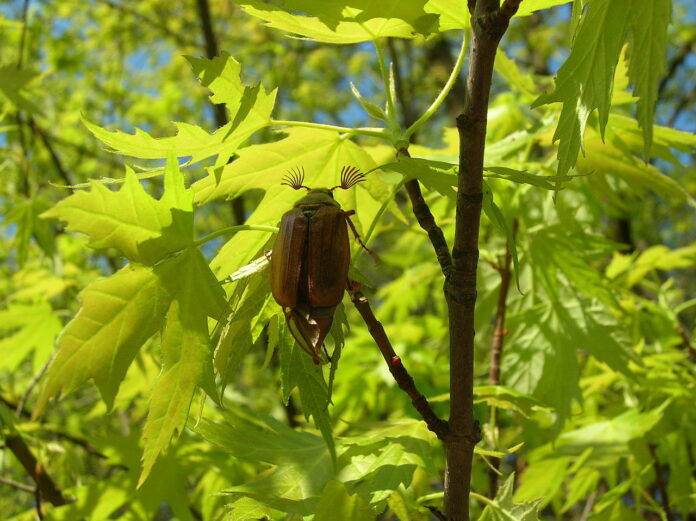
[348,286,449,440]
[29,120,74,189]
[658,37,695,96]
[446,0,521,519]
[95,0,196,48]
[0,476,35,493]
[397,149,453,278]
[486,220,516,498]
[4,434,67,508]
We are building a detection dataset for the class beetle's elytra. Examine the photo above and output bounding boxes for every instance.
[270,166,368,364]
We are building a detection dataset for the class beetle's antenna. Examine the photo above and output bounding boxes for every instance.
[281,166,311,191]
[330,165,366,191]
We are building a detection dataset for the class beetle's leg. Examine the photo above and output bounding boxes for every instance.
[284,308,324,364]
[343,211,377,257]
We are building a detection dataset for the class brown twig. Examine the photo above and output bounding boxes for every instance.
[404,175,453,278]
[658,38,695,96]
[486,220,516,498]
[29,120,74,189]
[427,505,449,521]
[4,434,67,508]
[488,220,517,388]
[16,355,53,418]
[396,148,452,279]
[648,443,674,521]
[95,0,196,48]
[446,0,521,519]
[348,287,449,440]
[0,476,35,493]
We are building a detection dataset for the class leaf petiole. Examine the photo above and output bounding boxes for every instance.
[194,225,278,247]
[270,119,387,139]
[404,32,468,140]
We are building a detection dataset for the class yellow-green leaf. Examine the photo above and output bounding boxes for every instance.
[35,264,172,414]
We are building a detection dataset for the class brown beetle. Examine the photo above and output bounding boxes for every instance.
[270,166,370,364]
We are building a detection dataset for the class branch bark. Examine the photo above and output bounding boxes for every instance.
[4,434,67,508]
[486,221,516,497]
[445,1,521,519]
[349,287,449,440]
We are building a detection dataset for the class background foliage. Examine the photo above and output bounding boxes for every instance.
[1,0,695,520]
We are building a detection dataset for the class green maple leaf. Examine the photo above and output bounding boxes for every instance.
[627,0,671,158]
[42,158,192,265]
[139,248,227,485]
[38,155,227,430]
[35,263,172,414]
[479,474,542,521]
[534,0,671,188]
[533,0,631,185]
[238,0,438,43]
[84,54,275,166]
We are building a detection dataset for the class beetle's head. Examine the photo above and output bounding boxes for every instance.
[295,187,340,208]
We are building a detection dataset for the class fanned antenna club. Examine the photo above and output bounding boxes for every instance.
[331,165,366,191]
[281,166,310,191]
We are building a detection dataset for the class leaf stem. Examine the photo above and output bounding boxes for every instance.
[404,32,467,140]
[194,225,278,246]
[270,119,387,139]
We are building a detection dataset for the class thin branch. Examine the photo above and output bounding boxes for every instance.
[658,38,695,96]
[486,220,516,498]
[95,0,196,48]
[0,476,35,493]
[648,443,674,521]
[16,355,53,418]
[446,0,521,519]
[4,434,67,507]
[667,83,696,127]
[427,506,449,521]
[29,120,75,190]
[488,220,517,388]
[348,286,449,440]
[404,178,453,277]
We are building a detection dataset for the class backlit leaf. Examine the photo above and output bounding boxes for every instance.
[35,263,172,413]
[238,0,438,44]
[84,55,275,165]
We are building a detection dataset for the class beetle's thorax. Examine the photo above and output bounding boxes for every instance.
[293,188,341,209]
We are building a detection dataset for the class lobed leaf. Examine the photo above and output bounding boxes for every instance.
[238,0,438,44]
[35,263,172,414]
[84,54,275,165]
[42,161,192,265]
